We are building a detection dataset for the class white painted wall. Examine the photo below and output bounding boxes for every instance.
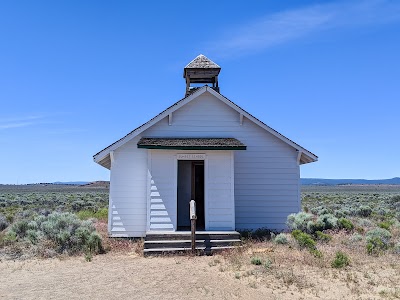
[109,90,301,236]
[108,136,148,237]
[206,151,235,230]
[148,150,235,231]
[148,150,176,231]
[144,91,300,231]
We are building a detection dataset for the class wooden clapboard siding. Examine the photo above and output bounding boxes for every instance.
[149,150,177,231]
[108,90,301,236]
[146,150,235,231]
[144,91,300,231]
[206,151,235,230]
[108,136,148,237]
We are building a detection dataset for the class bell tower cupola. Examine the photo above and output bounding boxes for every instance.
[183,54,221,96]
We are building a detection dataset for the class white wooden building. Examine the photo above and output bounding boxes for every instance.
[93,54,317,238]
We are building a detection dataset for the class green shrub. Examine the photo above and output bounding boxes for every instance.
[315,231,332,242]
[338,218,354,231]
[77,208,108,221]
[251,257,262,265]
[292,230,316,250]
[238,229,252,240]
[26,229,39,244]
[0,232,5,246]
[86,232,103,254]
[77,210,96,220]
[71,200,96,212]
[274,233,288,244]
[3,230,17,243]
[0,213,9,231]
[310,206,332,215]
[310,249,323,258]
[331,251,350,268]
[317,214,338,230]
[357,206,372,217]
[356,226,365,234]
[85,252,93,262]
[349,233,363,243]
[6,212,104,256]
[287,212,313,232]
[334,209,350,218]
[394,242,400,255]
[28,220,39,230]
[252,227,271,240]
[367,238,386,255]
[366,228,392,255]
[357,218,374,228]
[239,227,271,240]
[306,220,324,234]
[6,214,14,224]
[366,228,392,245]
[291,229,302,239]
[94,208,108,220]
[264,258,272,270]
[11,220,29,237]
[389,195,400,205]
[378,221,391,231]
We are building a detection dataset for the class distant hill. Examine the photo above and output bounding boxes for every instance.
[53,181,89,185]
[301,177,400,186]
[81,181,110,188]
[6,178,399,187]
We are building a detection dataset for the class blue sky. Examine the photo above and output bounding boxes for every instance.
[1,0,399,184]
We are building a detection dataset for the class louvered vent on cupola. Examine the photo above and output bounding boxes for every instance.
[183,54,221,96]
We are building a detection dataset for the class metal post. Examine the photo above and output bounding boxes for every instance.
[190,200,197,254]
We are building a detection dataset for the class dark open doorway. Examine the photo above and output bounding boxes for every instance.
[177,160,205,230]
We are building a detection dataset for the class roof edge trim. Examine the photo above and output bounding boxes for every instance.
[93,86,209,161]
[93,85,318,165]
[205,87,318,163]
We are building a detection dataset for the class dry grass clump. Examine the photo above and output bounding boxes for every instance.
[94,221,144,255]
[208,229,400,298]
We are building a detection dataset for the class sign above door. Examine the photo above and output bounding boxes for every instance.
[177,154,206,160]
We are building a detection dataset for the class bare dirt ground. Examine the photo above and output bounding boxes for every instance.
[1,253,270,300]
[1,241,399,300]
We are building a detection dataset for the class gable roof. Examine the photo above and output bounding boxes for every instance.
[93,86,318,168]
